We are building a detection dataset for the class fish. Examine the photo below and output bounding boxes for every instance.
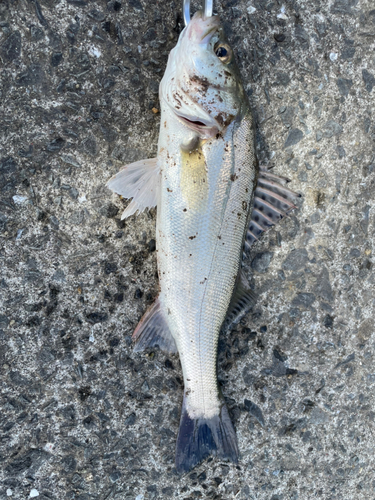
[107,10,299,473]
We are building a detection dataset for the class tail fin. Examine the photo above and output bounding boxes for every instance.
[175,395,239,474]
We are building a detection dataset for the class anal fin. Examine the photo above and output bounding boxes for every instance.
[132,296,177,354]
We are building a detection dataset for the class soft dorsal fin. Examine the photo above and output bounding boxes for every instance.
[107,158,160,219]
[223,270,256,331]
[245,169,301,250]
[132,296,178,354]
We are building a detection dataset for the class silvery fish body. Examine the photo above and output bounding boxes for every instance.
[157,106,255,416]
[107,11,297,473]
[157,31,256,425]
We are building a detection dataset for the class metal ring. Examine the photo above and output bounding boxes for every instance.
[205,0,213,19]
[183,0,190,26]
[183,0,214,26]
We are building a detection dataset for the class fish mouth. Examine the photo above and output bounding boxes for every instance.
[199,23,220,44]
[186,11,221,45]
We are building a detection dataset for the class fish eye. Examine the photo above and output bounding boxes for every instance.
[214,43,232,64]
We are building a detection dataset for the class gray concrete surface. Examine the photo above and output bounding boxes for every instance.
[1,0,375,498]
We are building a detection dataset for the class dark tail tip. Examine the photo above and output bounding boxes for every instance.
[175,397,239,474]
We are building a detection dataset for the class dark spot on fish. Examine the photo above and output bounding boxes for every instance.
[167,188,172,192]
[173,93,182,108]
[189,235,196,240]
[218,235,222,239]
[190,74,210,91]
[230,174,238,181]
[216,113,227,127]
[242,201,247,211]
[183,208,187,212]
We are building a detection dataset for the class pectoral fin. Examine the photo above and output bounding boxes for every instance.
[107,157,160,219]
[245,169,301,250]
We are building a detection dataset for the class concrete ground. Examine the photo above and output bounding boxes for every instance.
[1,0,375,498]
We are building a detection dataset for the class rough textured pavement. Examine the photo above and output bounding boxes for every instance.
[1,0,375,498]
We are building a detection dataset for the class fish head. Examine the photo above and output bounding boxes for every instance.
[160,11,247,138]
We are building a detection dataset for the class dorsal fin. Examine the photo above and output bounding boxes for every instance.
[107,157,160,219]
[245,169,301,249]
[223,270,256,331]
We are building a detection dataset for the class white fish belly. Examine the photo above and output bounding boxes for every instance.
[156,108,256,418]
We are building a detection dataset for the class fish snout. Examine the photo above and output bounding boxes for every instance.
[186,11,220,45]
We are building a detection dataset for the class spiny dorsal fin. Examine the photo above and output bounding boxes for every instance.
[132,296,177,354]
[107,157,160,219]
[245,169,301,249]
[224,270,256,331]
